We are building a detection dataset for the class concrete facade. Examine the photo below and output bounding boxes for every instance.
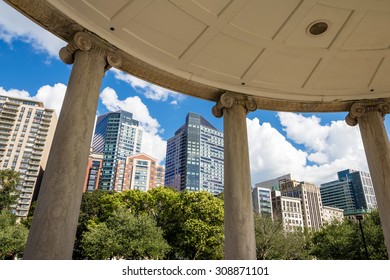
[322,206,344,224]
[0,95,57,218]
[272,190,304,232]
[280,180,324,231]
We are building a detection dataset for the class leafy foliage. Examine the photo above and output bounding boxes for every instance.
[75,187,224,259]
[0,169,20,211]
[254,214,310,260]
[80,208,169,260]
[311,210,388,260]
[73,188,387,260]
[0,210,28,259]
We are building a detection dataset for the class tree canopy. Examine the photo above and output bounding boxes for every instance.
[80,208,169,260]
[74,187,224,260]
[311,210,388,260]
[0,210,28,259]
[254,214,310,260]
[0,169,20,211]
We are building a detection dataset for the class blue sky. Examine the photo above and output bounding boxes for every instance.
[1,2,389,186]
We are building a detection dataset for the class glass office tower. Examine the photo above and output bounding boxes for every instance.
[92,110,142,190]
[165,113,224,195]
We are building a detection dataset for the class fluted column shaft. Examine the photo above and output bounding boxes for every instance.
[346,101,390,258]
[213,92,257,259]
[24,32,121,259]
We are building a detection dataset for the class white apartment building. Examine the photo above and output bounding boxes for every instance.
[0,95,57,217]
[272,190,304,232]
[322,205,344,224]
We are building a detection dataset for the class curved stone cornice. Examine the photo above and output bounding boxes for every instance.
[59,32,122,70]
[212,92,257,118]
[6,0,390,113]
[346,101,390,126]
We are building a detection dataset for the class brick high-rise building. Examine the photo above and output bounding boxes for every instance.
[83,151,103,192]
[114,153,165,192]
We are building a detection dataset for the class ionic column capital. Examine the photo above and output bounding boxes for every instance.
[346,101,390,126]
[212,91,257,118]
[59,32,122,69]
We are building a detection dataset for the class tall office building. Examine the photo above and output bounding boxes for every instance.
[280,179,324,231]
[92,110,142,190]
[114,153,165,192]
[165,112,224,195]
[252,186,273,218]
[0,95,57,217]
[320,169,377,215]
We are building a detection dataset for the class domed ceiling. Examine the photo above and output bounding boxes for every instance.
[7,0,390,111]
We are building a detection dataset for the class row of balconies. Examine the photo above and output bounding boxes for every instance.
[1,109,18,115]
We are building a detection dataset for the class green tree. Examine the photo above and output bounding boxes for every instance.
[73,190,115,259]
[0,169,20,211]
[0,210,28,259]
[80,208,169,259]
[177,191,224,259]
[311,210,388,260]
[254,214,310,260]
[146,188,224,259]
[75,187,225,260]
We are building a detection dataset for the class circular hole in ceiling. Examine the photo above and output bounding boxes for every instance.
[308,21,328,35]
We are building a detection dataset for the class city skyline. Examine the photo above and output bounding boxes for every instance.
[1,1,389,187]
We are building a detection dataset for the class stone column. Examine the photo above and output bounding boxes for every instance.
[212,91,257,259]
[346,101,390,258]
[23,32,121,259]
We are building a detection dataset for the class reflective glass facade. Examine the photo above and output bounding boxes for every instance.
[92,111,142,190]
[320,169,377,215]
[165,113,224,195]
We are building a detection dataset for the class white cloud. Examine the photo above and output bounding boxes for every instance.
[0,1,65,57]
[33,83,67,115]
[0,87,30,99]
[99,87,166,163]
[247,118,308,185]
[110,68,185,104]
[248,113,368,186]
[0,84,66,116]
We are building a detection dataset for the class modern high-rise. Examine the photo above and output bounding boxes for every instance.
[252,186,272,218]
[165,112,224,195]
[0,95,57,217]
[320,169,377,215]
[92,110,142,190]
[114,153,165,192]
[280,179,324,231]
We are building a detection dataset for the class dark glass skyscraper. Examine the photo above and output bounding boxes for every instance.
[320,169,377,214]
[92,110,142,190]
[165,113,224,195]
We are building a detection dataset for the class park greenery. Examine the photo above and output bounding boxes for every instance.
[0,169,388,260]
